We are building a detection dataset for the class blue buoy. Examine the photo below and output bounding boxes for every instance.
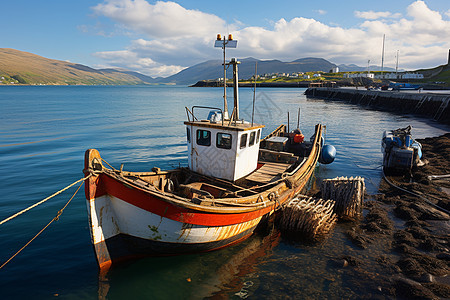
[319,144,336,164]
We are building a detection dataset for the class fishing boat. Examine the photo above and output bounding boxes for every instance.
[381,125,422,173]
[83,36,331,271]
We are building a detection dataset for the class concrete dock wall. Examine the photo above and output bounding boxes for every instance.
[304,88,450,124]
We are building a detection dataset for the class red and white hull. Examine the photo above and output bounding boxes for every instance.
[84,124,323,271]
[85,172,268,270]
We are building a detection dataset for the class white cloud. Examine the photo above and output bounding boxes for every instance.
[94,49,185,77]
[93,0,227,38]
[361,1,450,45]
[355,10,402,20]
[316,10,327,15]
[92,0,450,76]
[446,9,450,18]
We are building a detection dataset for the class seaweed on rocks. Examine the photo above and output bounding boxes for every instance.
[344,133,450,298]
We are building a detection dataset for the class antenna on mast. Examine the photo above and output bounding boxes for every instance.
[215,34,237,120]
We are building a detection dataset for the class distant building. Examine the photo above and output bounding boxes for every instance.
[375,73,398,79]
[401,73,424,79]
[344,73,374,79]
[330,67,339,73]
[303,75,310,79]
[374,72,424,80]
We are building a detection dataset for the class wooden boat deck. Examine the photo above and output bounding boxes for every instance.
[246,161,291,184]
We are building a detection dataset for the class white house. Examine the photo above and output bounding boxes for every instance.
[401,73,424,79]
[331,67,339,73]
[375,72,424,80]
[375,73,398,79]
[344,73,374,79]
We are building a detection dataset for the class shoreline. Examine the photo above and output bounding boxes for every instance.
[305,87,450,125]
[340,133,450,299]
[191,80,450,90]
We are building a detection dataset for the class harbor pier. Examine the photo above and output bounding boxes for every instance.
[305,88,450,124]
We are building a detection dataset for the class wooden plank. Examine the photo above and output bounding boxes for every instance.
[246,162,291,183]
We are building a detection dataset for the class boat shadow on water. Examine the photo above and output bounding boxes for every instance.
[98,226,281,299]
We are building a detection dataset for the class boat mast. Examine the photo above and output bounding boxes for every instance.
[228,58,240,122]
[381,34,385,79]
[395,50,399,78]
[215,34,237,120]
[251,62,257,126]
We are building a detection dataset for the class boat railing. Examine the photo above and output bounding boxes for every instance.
[186,106,224,126]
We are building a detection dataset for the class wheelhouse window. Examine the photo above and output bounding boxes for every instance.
[240,133,248,149]
[249,131,256,146]
[256,129,261,143]
[186,127,191,143]
[197,129,211,146]
[217,133,232,149]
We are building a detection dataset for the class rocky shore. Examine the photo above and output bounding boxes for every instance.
[344,133,450,299]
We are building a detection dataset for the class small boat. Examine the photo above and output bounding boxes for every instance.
[83,38,331,271]
[389,82,422,90]
[381,125,422,173]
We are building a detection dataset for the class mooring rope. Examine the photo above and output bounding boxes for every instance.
[382,170,450,215]
[0,176,88,270]
[0,174,92,226]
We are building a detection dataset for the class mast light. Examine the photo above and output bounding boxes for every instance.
[214,35,237,48]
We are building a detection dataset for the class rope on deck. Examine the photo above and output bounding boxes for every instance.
[0,175,89,270]
[0,174,92,226]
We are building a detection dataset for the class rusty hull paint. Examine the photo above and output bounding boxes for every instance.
[177,217,262,242]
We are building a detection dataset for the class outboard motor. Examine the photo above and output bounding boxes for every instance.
[381,125,422,173]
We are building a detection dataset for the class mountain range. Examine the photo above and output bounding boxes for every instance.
[0,48,399,85]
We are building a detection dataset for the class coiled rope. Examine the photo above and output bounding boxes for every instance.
[0,174,92,269]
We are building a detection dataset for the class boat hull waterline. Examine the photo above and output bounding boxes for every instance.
[84,124,323,270]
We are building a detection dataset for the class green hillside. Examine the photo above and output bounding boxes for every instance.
[0,48,155,85]
[414,64,450,86]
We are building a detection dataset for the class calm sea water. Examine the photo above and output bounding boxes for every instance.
[0,86,448,299]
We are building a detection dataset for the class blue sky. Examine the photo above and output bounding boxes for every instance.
[1,0,450,77]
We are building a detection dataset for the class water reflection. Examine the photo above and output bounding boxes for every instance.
[1,86,448,298]
[98,227,281,299]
